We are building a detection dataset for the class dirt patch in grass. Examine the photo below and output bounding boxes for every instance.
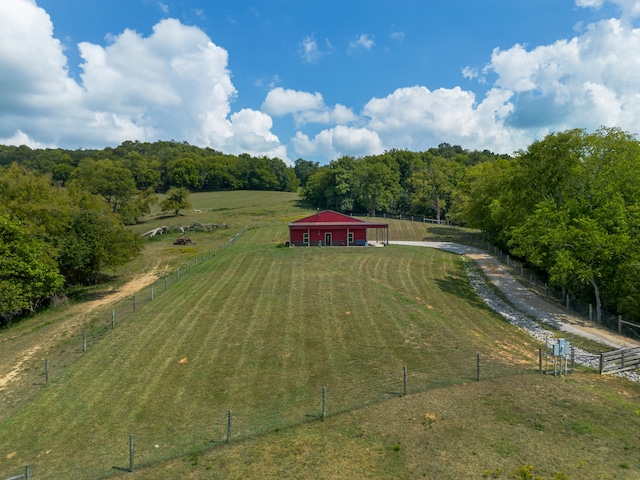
[0,260,162,394]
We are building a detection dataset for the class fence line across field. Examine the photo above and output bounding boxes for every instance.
[95,356,538,475]
[35,225,250,389]
[13,352,548,478]
[8,220,639,478]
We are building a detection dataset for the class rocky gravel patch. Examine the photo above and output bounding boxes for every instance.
[465,262,640,383]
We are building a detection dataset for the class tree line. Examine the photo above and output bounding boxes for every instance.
[3,128,640,326]
[0,140,299,193]
[301,127,640,324]
[0,164,143,323]
[298,144,507,219]
[452,127,640,325]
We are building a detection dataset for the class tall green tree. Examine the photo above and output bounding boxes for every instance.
[294,158,319,187]
[410,156,462,222]
[166,154,204,190]
[354,159,400,216]
[448,158,514,242]
[0,163,76,240]
[57,211,143,285]
[69,159,137,213]
[0,214,64,321]
[160,187,192,216]
[508,127,640,323]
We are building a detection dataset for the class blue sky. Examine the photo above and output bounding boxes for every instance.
[1,1,639,164]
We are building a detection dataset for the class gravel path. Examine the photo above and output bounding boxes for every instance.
[390,241,640,382]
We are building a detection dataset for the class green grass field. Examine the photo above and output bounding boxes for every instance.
[2,191,640,479]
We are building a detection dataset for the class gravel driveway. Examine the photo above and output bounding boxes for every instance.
[390,241,640,381]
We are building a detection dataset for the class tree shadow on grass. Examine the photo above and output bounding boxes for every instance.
[422,226,477,243]
[434,275,492,312]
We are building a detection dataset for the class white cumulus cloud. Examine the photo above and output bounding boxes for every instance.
[262,88,324,115]
[576,0,640,18]
[0,0,286,161]
[262,87,357,127]
[293,126,384,159]
[362,86,522,154]
[485,17,640,134]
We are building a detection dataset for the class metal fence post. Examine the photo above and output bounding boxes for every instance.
[476,354,480,381]
[321,387,327,420]
[226,410,232,443]
[129,434,134,472]
[538,348,542,374]
[403,366,408,396]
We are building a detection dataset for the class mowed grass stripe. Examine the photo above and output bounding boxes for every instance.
[0,242,535,478]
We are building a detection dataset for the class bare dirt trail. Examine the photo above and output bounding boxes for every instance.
[0,262,163,392]
[391,241,640,350]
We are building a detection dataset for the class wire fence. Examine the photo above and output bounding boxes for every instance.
[3,220,548,478]
[356,213,640,340]
[5,351,541,479]
[432,225,640,342]
[6,218,633,478]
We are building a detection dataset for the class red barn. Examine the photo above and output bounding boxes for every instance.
[289,210,389,247]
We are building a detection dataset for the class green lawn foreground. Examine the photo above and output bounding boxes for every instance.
[1,192,640,479]
[1,220,544,479]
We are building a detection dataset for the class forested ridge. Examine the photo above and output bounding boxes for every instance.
[2,128,640,326]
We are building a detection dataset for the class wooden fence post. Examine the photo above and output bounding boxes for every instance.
[619,315,623,334]
[164,276,167,292]
[45,359,49,384]
[133,295,136,312]
[83,330,87,352]
[151,285,154,301]
[112,309,115,329]
[476,354,481,381]
[599,353,604,374]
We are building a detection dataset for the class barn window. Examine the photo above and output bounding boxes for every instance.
[303,232,309,245]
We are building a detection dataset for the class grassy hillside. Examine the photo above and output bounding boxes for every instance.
[1,192,640,479]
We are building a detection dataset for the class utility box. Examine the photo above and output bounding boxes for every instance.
[553,338,569,356]
[544,337,574,376]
